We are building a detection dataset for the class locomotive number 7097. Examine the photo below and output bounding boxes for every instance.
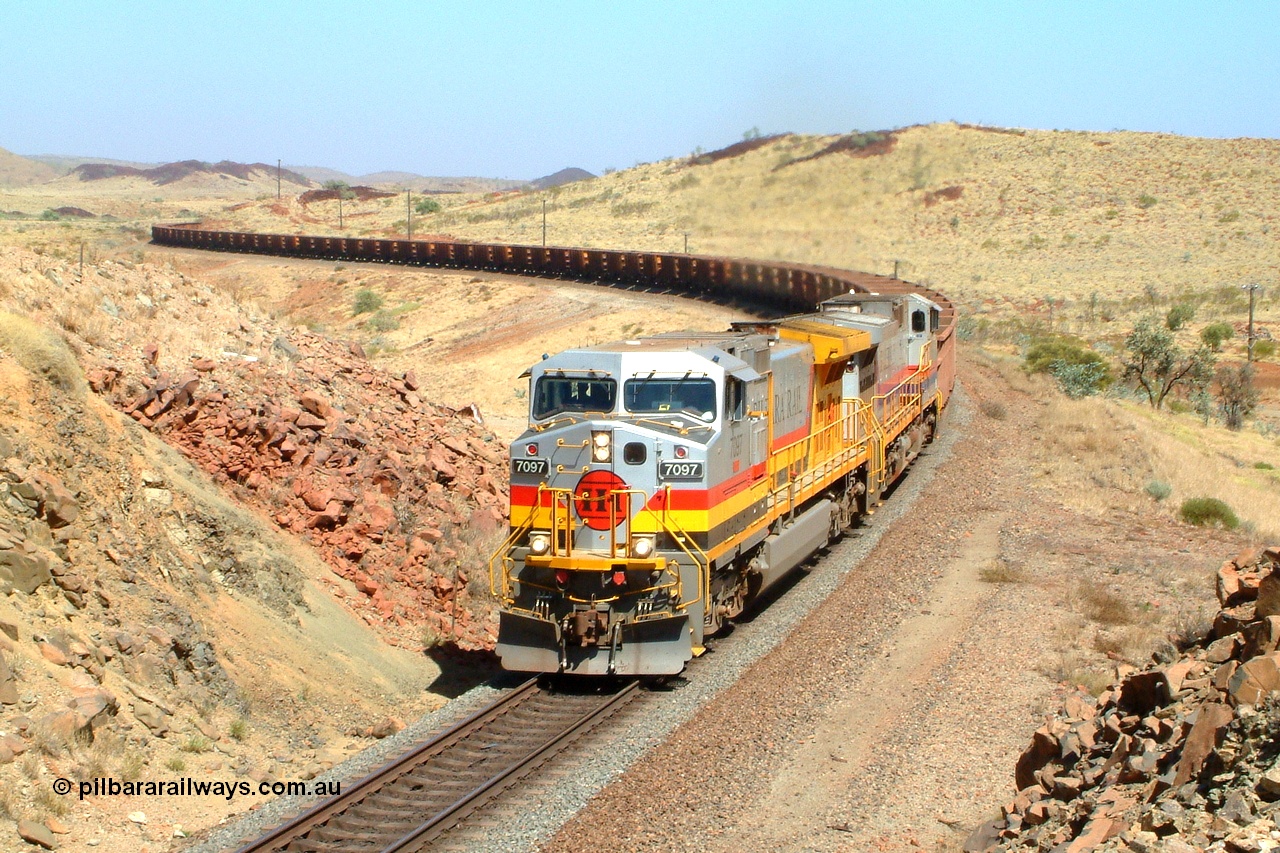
[512,458,549,476]
[659,461,704,481]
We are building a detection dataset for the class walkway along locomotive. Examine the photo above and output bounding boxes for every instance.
[490,291,953,675]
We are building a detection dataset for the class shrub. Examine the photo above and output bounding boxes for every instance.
[1201,322,1234,351]
[1165,303,1195,331]
[1079,584,1133,626]
[365,310,399,332]
[1050,360,1108,398]
[1179,497,1239,529]
[1216,363,1258,430]
[1254,340,1276,360]
[414,198,441,215]
[978,400,1006,420]
[1145,480,1172,501]
[180,734,211,753]
[1025,335,1110,379]
[1137,194,1158,209]
[230,719,249,741]
[979,561,1024,583]
[352,288,383,315]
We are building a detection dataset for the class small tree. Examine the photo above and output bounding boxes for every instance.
[323,180,355,228]
[414,197,441,215]
[1200,322,1234,351]
[1215,363,1258,430]
[1165,303,1195,331]
[1122,319,1215,409]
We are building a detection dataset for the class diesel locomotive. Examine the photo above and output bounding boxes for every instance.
[490,291,953,675]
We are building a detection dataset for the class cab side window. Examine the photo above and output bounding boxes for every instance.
[725,377,746,421]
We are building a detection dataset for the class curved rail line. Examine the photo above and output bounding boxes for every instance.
[235,678,640,852]
[149,224,956,400]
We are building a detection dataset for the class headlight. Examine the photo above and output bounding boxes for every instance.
[528,533,550,556]
[630,537,654,559]
[591,430,612,463]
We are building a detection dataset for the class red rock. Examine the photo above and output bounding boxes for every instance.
[143,343,159,365]
[1228,653,1280,704]
[299,389,331,417]
[354,575,379,596]
[1258,572,1280,619]
[297,412,326,430]
[192,357,216,371]
[38,642,70,666]
[1173,701,1233,786]
[301,490,334,512]
[367,717,404,739]
[17,820,56,850]
[366,502,396,535]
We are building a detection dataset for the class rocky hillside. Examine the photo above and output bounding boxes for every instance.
[0,242,507,849]
[970,545,1280,852]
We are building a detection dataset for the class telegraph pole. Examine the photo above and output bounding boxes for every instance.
[406,189,412,240]
[277,159,281,200]
[684,233,689,253]
[1243,283,1262,362]
[542,199,547,247]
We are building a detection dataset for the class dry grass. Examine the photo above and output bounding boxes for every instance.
[1077,581,1134,626]
[0,310,86,393]
[1038,648,1114,697]
[978,559,1026,584]
[1121,401,1280,540]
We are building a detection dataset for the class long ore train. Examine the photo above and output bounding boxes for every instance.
[151,224,957,676]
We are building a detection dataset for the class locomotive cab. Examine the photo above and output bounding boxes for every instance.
[492,338,761,676]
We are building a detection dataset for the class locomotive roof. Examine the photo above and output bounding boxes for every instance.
[574,330,762,353]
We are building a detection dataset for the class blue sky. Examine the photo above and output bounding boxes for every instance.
[3,1,1277,179]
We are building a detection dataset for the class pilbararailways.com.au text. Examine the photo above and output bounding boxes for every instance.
[57,777,342,802]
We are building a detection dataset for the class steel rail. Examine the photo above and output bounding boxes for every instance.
[232,677,541,853]
[232,677,640,852]
[383,678,641,852]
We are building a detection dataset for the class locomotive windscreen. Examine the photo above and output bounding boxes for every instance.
[532,377,617,418]
[624,378,716,421]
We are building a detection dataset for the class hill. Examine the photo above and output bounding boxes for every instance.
[24,154,159,175]
[0,147,58,187]
[290,165,525,194]
[529,167,595,190]
[71,159,311,187]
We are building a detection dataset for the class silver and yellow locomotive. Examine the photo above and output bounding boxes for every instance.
[489,292,948,675]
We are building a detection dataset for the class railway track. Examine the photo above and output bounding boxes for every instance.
[235,677,640,852]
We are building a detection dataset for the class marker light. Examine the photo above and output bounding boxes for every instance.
[555,569,570,586]
[525,443,539,456]
[528,533,550,556]
[612,571,628,586]
[630,537,655,559]
[674,445,688,459]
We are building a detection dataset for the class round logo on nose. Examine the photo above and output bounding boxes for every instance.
[574,470,628,530]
